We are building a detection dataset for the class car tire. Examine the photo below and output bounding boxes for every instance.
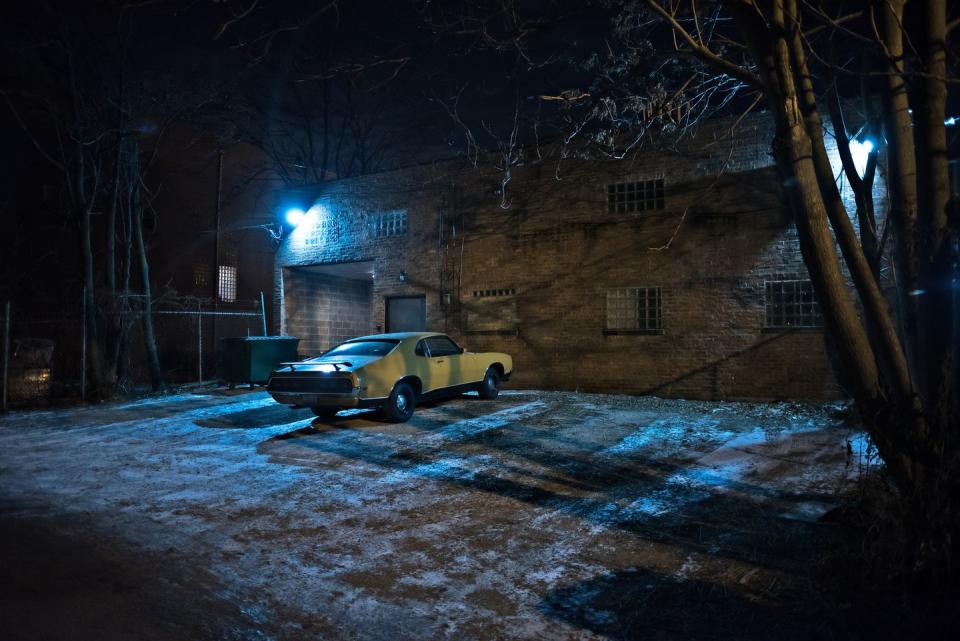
[311,406,340,418]
[384,382,416,422]
[477,367,500,400]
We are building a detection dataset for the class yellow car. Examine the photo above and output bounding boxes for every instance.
[266,332,513,422]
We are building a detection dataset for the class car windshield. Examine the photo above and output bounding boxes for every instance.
[317,340,399,358]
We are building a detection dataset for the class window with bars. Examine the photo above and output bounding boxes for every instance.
[368,210,408,238]
[605,287,662,332]
[765,280,822,328]
[218,265,237,302]
[607,179,665,213]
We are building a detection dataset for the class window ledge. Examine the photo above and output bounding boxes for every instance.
[761,326,824,333]
[603,329,664,336]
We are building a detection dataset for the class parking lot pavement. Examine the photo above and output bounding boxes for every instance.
[0,389,867,640]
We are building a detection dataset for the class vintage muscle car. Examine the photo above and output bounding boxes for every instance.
[266,332,513,422]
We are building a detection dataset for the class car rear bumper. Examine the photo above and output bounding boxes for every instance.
[268,391,385,409]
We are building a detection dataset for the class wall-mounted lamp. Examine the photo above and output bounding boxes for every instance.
[285,207,306,227]
[284,203,325,228]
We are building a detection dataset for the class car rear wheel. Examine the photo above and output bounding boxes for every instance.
[384,382,416,422]
[478,368,500,400]
[311,406,340,418]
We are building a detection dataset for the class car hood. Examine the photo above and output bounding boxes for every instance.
[276,354,382,373]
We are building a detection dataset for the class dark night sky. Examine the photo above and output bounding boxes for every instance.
[0,0,615,302]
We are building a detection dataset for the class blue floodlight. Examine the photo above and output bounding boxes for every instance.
[849,138,875,177]
[285,207,306,226]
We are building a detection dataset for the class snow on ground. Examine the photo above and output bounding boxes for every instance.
[0,389,870,640]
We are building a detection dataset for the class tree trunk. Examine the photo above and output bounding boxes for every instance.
[825,81,880,279]
[787,9,913,405]
[80,204,106,394]
[131,170,163,391]
[914,0,953,431]
[876,0,922,376]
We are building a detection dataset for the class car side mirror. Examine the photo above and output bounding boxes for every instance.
[459,347,466,354]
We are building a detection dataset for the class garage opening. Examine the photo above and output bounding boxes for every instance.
[282,261,374,356]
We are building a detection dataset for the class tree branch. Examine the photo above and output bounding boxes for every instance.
[643,1,762,88]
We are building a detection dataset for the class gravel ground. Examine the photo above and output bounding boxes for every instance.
[0,389,870,640]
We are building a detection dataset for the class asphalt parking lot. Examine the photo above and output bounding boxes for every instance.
[0,389,868,640]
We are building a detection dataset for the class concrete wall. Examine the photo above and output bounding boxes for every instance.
[273,112,882,401]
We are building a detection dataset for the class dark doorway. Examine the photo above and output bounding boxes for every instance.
[386,296,426,332]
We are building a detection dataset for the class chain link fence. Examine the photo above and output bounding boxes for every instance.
[1,294,266,410]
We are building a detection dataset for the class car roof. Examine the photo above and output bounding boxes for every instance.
[346,332,446,342]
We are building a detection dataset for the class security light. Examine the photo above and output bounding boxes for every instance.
[285,207,306,227]
[849,139,875,177]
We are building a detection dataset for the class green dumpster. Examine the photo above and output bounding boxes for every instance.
[218,336,301,388]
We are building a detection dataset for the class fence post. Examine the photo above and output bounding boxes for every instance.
[81,287,87,402]
[260,291,267,336]
[2,300,10,413]
[198,301,203,383]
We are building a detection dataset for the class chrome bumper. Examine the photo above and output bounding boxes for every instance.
[269,390,361,407]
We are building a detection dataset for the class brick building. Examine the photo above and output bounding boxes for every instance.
[272,114,881,401]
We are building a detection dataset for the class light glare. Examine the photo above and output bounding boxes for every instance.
[849,139,874,177]
[285,207,306,226]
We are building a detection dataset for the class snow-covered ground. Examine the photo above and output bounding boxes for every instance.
[0,389,869,640]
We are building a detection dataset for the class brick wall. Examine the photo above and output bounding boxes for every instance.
[281,269,373,356]
[273,111,884,401]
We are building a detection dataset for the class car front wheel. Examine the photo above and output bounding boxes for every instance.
[478,367,500,400]
[384,382,416,422]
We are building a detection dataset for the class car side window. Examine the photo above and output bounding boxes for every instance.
[424,336,460,357]
[414,340,429,357]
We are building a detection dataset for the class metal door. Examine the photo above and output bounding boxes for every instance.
[385,296,426,333]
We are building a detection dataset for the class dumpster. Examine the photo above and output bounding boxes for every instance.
[218,336,300,388]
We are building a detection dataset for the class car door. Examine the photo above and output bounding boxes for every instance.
[412,339,438,392]
[422,335,462,391]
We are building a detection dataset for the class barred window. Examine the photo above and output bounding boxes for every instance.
[607,179,665,213]
[765,280,822,328]
[606,287,661,332]
[218,265,237,302]
[369,210,408,238]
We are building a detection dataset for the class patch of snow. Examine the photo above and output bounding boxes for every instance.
[599,417,732,457]
[429,401,546,443]
[674,554,700,580]
[848,432,882,466]
[381,455,490,484]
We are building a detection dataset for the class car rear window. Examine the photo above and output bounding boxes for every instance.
[320,340,399,358]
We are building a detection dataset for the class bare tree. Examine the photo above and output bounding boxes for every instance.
[0,1,214,394]
[409,0,960,576]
